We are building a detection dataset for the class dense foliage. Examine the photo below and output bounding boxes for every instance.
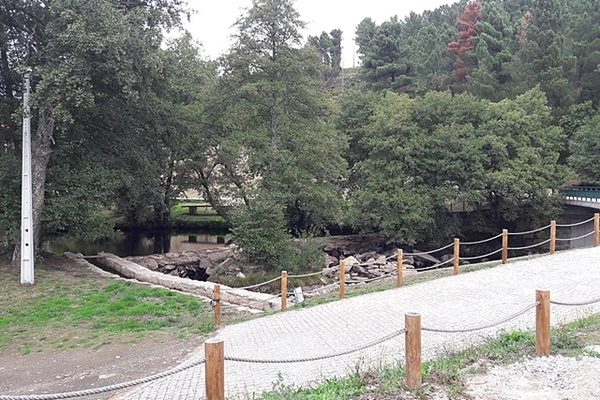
[2,0,600,266]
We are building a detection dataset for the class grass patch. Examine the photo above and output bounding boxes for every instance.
[0,258,215,354]
[253,375,367,400]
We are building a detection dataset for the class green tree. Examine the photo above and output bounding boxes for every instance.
[355,16,416,92]
[307,29,343,81]
[568,0,600,106]
[479,87,571,230]
[512,0,576,114]
[191,0,347,268]
[468,1,515,100]
[0,0,187,257]
[568,113,600,184]
[345,92,433,244]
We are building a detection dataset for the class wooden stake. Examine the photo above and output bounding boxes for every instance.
[213,284,221,327]
[205,338,225,400]
[405,313,422,390]
[339,260,346,300]
[281,271,287,312]
[535,289,550,356]
[550,220,556,255]
[502,229,508,264]
[453,238,460,275]
[595,213,600,247]
[397,249,403,287]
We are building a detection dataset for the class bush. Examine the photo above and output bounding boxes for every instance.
[230,201,325,273]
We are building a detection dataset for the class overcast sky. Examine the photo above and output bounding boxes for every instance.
[184,0,456,66]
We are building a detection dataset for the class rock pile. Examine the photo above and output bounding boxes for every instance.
[324,252,415,283]
[126,247,235,281]
[323,250,449,282]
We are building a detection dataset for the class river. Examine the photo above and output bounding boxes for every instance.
[45,231,228,257]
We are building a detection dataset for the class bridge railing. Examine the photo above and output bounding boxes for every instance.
[562,186,600,202]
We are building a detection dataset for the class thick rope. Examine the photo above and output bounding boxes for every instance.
[0,359,205,400]
[555,231,595,242]
[550,297,600,306]
[288,270,329,279]
[421,302,538,333]
[245,293,282,309]
[231,275,282,291]
[415,258,454,272]
[405,242,455,256]
[459,248,503,262]
[461,233,503,246]
[556,217,595,228]
[507,239,551,251]
[303,282,339,295]
[347,272,395,285]
[224,328,406,364]
[507,224,552,236]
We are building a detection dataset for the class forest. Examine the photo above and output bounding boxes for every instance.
[1,0,600,269]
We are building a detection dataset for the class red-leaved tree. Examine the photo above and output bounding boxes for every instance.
[448,1,481,84]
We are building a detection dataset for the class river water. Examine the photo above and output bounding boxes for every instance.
[45,231,227,257]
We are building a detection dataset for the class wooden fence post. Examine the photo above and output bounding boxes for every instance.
[405,313,422,390]
[205,338,225,400]
[339,260,346,300]
[213,284,221,327]
[550,220,556,255]
[397,249,403,287]
[281,271,287,312]
[595,213,600,247]
[535,289,550,357]
[502,229,508,264]
[453,239,460,275]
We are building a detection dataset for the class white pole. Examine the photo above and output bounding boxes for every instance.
[21,72,34,284]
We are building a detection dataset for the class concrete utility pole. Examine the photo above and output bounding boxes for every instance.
[21,72,34,284]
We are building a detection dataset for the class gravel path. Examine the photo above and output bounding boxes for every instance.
[113,247,600,400]
[466,355,600,399]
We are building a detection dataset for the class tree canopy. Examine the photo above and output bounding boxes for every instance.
[2,0,598,266]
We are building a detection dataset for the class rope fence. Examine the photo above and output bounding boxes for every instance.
[507,238,552,251]
[458,248,503,262]
[461,232,503,246]
[421,302,538,333]
[4,282,600,400]
[206,213,600,317]
[550,297,600,307]
[556,216,595,228]
[4,216,600,399]
[507,224,552,236]
[224,327,407,364]
[555,231,595,242]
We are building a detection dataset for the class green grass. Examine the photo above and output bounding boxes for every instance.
[253,313,600,399]
[0,260,215,354]
[169,200,230,231]
[252,375,367,400]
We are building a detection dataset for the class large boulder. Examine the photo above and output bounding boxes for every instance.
[340,256,359,272]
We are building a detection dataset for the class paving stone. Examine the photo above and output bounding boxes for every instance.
[114,247,600,400]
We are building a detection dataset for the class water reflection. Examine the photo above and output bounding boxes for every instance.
[46,231,227,257]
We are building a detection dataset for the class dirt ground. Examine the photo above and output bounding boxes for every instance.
[0,333,203,399]
[0,255,255,400]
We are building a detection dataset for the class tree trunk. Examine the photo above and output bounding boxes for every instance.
[12,103,54,264]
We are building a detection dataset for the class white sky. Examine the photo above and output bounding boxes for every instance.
[184,0,456,66]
